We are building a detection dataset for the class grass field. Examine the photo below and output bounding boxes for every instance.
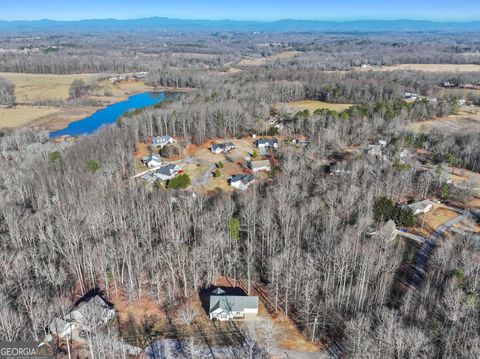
[278,100,352,113]
[0,72,99,103]
[0,74,155,130]
[0,105,61,128]
[359,64,480,73]
[408,107,480,133]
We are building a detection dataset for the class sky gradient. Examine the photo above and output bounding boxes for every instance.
[1,0,480,21]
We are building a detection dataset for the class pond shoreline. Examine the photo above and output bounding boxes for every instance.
[49,91,178,138]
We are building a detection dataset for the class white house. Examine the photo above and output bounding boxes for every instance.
[152,135,176,149]
[407,199,436,215]
[154,164,181,181]
[209,288,259,321]
[143,154,162,168]
[211,143,235,154]
[248,160,271,172]
[230,174,255,191]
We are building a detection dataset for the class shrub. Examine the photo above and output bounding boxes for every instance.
[86,160,101,173]
[218,161,224,169]
[214,169,221,177]
[229,218,241,241]
[48,151,61,163]
[160,145,179,157]
[167,174,191,189]
[252,150,258,158]
[373,196,415,227]
[267,126,279,136]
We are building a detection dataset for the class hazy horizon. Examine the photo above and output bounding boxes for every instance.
[1,0,479,22]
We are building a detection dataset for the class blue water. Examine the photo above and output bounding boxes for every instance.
[49,92,168,138]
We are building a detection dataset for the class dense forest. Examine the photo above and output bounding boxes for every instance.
[1,30,480,358]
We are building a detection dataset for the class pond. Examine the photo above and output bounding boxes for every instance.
[49,92,172,138]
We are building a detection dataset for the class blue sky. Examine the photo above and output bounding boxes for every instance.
[1,0,479,21]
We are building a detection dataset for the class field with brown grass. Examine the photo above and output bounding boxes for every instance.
[277,100,352,113]
[0,74,155,130]
[238,51,302,66]
[420,205,460,231]
[359,64,480,73]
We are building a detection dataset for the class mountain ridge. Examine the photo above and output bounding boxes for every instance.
[1,17,480,32]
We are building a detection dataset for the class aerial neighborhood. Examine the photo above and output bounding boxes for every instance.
[2,6,480,359]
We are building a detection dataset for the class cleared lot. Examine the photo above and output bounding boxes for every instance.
[278,100,352,113]
[238,51,302,66]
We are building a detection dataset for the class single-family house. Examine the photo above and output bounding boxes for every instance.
[256,138,278,149]
[211,143,236,154]
[209,288,259,321]
[134,72,147,80]
[154,164,181,181]
[49,293,115,338]
[49,317,76,339]
[153,135,176,148]
[230,174,255,191]
[143,154,162,168]
[404,92,419,101]
[248,160,271,172]
[407,199,436,215]
[328,162,346,176]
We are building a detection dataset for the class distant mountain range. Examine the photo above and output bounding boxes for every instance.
[1,17,480,33]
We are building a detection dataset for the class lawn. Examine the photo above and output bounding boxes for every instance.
[279,100,352,113]
[419,205,459,231]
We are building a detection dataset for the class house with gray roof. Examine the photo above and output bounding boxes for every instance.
[154,164,181,181]
[153,135,176,148]
[209,288,258,321]
[407,199,436,215]
[211,142,236,154]
[49,293,115,338]
[248,160,271,172]
[230,174,254,191]
[256,138,278,150]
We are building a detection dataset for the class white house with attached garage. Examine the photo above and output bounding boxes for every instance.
[209,288,259,321]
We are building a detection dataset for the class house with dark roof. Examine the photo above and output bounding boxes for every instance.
[256,138,278,149]
[154,164,181,181]
[211,143,236,154]
[230,174,254,191]
[209,288,258,321]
